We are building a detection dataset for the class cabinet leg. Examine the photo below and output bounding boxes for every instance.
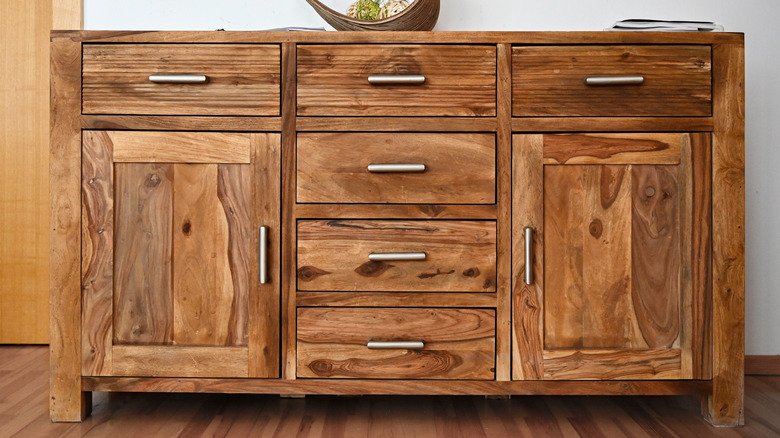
[701,379,744,426]
[50,390,92,422]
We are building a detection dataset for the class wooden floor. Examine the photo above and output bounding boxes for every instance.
[1,346,779,437]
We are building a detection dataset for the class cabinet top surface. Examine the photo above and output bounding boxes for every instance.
[52,30,744,45]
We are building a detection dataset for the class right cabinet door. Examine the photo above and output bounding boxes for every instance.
[512,133,712,380]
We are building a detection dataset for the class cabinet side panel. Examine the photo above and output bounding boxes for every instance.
[81,132,114,375]
[114,163,173,345]
[50,37,90,422]
[704,38,745,426]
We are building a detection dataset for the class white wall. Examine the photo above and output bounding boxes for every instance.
[85,0,780,355]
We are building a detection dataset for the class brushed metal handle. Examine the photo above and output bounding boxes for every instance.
[259,226,269,284]
[368,252,426,262]
[148,74,209,84]
[368,75,426,85]
[584,75,644,85]
[524,227,534,285]
[367,163,426,173]
[367,341,425,349]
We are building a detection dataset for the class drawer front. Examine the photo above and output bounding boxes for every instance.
[297,307,495,379]
[82,44,280,116]
[297,220,496,292]
[297,45,496,117]
[512,45,711,117]
[297,132,496,204]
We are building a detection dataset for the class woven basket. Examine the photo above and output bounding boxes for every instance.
[305,0,440,31]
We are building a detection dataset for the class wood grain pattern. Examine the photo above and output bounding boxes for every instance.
[297,45,496,117]
[82,115,282,132]
[704,36,745,426]
[281,42,298,381]
[81,374,707,396]
[112,346,249,378]
[297,308,495,379]
[249,133,281,378]
[55,30,743,45]
[113,162,173,346]
[542,133,682,165]
[297,117,497,132]
[1,0,52,344]
[690,133,713,380]
[512,117,714,133]
[631,164,681,349]
[495,43,513,382]
[543,349,682,380]
[82,44,280,116]
[511,135,544,380]
[172,163,249,347]
[81,132,114,376]
[295,204,496,220]
[512,45,712,117]
[296,292,496,308]
[297,220,496,292]
[49,37,90,422]
[296,133,495,204]
[108,131,251,163]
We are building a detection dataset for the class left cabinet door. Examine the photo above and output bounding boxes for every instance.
[81,131,280,378]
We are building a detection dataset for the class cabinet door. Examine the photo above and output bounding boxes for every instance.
[512,133,711,380]
[81,131,280,378]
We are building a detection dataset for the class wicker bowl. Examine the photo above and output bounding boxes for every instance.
[305,0,440,31]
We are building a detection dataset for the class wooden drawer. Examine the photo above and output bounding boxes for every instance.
[82,44,280,115]
[297,220,496,292]
[297,307,495,379]
[512,45,711,117]
[297,45,496,116]
[296,132,496,204]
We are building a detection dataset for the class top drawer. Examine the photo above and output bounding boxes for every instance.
[297,45,496,117]
[512,45,711,117]
[82,44,281,116]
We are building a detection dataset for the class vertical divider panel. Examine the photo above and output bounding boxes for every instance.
[281,42,298,380]
[495,44,513,381]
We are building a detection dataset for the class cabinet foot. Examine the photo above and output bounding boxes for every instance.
[280,394,306,399]
[50,390,92,422]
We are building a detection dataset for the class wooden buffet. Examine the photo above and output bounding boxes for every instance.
[50,30,745,425]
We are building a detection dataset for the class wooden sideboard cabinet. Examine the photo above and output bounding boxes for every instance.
[50,31,744,426]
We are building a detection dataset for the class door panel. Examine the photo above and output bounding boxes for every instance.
[82,131,280,378]
[513,133,711,380]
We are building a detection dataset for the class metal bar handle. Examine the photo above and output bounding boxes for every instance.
[149,74,209,84]
[259,226,269,284]
[584,75,644,86]
[369,252,426,262]
[368,75,426,85]
[524,227,534,285]
[367,163,426,173]
[367,341,425,349]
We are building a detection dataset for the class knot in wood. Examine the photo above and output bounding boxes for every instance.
[589,219,603,238]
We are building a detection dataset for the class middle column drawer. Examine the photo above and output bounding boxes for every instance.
[297,220,496,292]
[296,133,496,204]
